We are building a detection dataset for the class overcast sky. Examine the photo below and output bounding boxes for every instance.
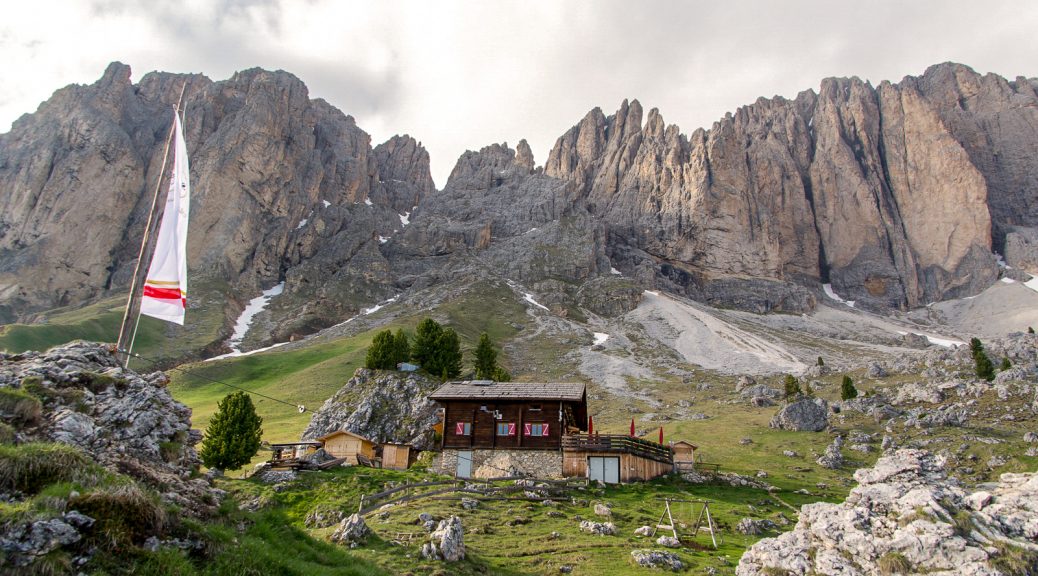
[2,0,1036,187]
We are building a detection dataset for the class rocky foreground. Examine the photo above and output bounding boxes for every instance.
[737,449,1038,576]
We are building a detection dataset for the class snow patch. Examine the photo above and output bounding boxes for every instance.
[526,227,538,234]
[610,267,622,276]
[322,200,331,208]
[1025,275,1038,294]
[379,236,390,244]
[207,341,291,362]
[523,293,549,311]
[592,332,609,346]
[361,296,398,316]
[1001,277,1016,284]
[364,197,373,206]
[924,335,965,348]
[822,283,855,307]
[296,218,308,229]
[644,290,660,296]
[224,282,285,353]
[399,210,411,227]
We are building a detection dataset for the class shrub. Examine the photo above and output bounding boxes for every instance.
[841,375,858,400]
[70,483,167,549]
[0,387,42,425]
[0,443,105,493]
[78,371,122,393]
[988,541,1038,575]
[1000,357,1012,371]
[1029,326,1035,334]
[199,392,263,472]
[877,551,912,574]
[0,422,16,444]
[816,356,824,367]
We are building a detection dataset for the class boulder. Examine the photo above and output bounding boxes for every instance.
[329,514,369,546]
[815,435,844,469]
[630,549,684,571]
[421,516,465,561]
[769,398,829,432]
[579,520,617,536]
[655,535,681,548]
[736,518,775,535]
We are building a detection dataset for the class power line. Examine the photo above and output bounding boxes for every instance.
[120,349,310,414]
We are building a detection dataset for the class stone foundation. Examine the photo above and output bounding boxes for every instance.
[440,449,564,479]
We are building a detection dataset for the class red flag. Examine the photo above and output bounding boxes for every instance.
[588,414,594,435]
[658,426,663,444]
[630,418,635,437]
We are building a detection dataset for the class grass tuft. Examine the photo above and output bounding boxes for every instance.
[70,482,168,549]
[0,387,43,425]
[877,551,912,574]
[988,541,1038,575]
[0,442,105,493]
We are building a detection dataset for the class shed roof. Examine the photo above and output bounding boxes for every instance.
[317,429,375,444]
[671,440,698,449]
[429,381,586,402]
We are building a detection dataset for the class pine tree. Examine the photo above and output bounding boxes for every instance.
[1029,326,1035,334]
[434,328,463,379]
[840,375,858,400]
[816,356,825,367]
[199,391,263,471]
[970,337,995,381]
[1000,357,1012,371]
[392,329,411,366]
[474,332,499,379]
[411,318,443,371]
[365,330,397,370]
[783,374,801,401]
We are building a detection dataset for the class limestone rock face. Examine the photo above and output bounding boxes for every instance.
[421,516,465,561]
[0,62,429,338]
[300,368,441,448]
[736,449,1038,576]
[544,63,1032,312]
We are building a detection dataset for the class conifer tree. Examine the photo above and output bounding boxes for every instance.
[970,337,995,381]
[392,329,411,366]
[434,328,463,379]
[783,374,801,401]
[199,392,263,471]
[1000,357,1012,371]
[474,332,499,379]
[840,375,858,400]
[365,330,397,370]
[411,318,443,370]
[816,356,825,367]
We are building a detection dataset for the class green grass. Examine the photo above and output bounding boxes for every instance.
[0,277,229,364]
[0,442,108,493]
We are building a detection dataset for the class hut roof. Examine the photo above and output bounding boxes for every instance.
[316,429,375,444]
[429,381,586,402]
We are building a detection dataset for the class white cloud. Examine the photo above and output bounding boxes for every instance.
[2,0,1037,188]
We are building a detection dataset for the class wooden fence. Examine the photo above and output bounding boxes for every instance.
[561,434,674,464]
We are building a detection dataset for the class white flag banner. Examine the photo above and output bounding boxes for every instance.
[140,112,190,324]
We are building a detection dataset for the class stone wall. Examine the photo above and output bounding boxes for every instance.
[440,449,564,479]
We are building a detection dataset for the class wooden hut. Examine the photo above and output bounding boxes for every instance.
[317,430,376,466]
[671,440,698,473]
[380,443,417,470]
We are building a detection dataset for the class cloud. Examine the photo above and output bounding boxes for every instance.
[2,0,1037,187]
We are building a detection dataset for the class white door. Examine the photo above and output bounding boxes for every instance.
[588,456,620,484]
[456,451,472,478]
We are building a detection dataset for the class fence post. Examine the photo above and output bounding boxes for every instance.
[358,494,365,513]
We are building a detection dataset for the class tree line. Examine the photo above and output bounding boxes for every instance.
[365,318,510,381]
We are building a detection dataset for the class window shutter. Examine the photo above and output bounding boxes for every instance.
[523,423,532,436]
[543,423,550,436]
[508,423,516,436]
[455,422,464,435]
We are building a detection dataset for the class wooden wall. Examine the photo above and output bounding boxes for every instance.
[563,451,673,482]
[441,400,568,450]
[323,434,374,464]
[381,444,412,470]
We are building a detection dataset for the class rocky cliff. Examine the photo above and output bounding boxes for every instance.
[544,64,1038,311]
[2,62,1036,352]
[0,62,433,334]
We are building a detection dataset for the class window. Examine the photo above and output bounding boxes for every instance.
[528,404,542,412]
[524,423,549,437]
[454,422,472,436]
[496,422,516,436]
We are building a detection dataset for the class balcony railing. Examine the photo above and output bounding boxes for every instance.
[561,434,674,464]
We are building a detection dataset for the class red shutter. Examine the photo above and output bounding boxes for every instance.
[456,422,465,435]
[543,423,549,436]
[523,423,532,436]
[508,423,516,436]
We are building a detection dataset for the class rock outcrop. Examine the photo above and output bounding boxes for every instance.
[420,516,465,561]
[736,449,1038,576]
[300,368,440,448]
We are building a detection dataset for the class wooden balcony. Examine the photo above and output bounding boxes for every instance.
[561,434,674,465]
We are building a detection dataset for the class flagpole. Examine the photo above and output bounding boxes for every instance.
[116,82,187,367]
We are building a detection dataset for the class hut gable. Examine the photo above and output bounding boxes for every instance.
[318,429,376,465]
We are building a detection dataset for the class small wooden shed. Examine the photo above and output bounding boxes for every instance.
[671,440,697,473]
[318,430,376,465]
[380,443,417,470]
